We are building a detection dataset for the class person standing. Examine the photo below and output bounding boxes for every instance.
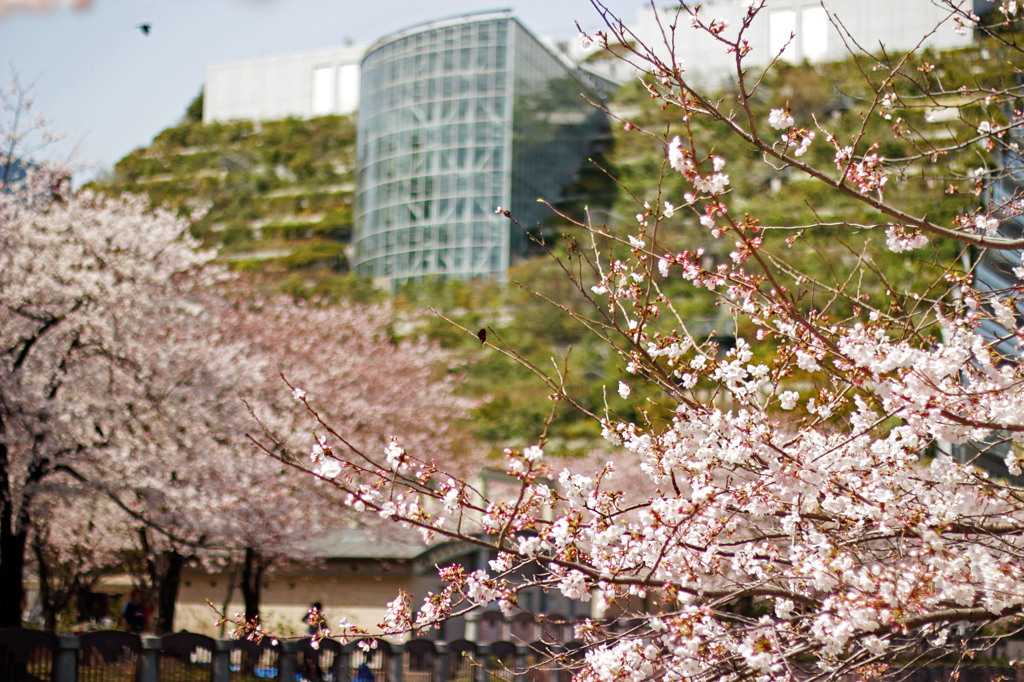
[302,602,326,681]
[122,590,145,635]
[303,601,324,634]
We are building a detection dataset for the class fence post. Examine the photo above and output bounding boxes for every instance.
[278,639,298,681]
[435,641,450,682]
[552,644,566,682]
[473,651,485,682]
[512,638,528,675]
[475,649,487,682]
[212,638,232,681]
[464,612,479,643]
[54,633,79,682]
[390,642,405,681]
[336,643,354,682]
[137,635,161,682]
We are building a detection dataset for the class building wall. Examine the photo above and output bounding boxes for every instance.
[204,45,364,124]
[625,0,974,90]
[175,565,439,637]
[352,11,606,291]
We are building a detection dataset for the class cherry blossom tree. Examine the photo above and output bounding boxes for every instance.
[0,144,218,627]
[0,75,268,630]
[0,75,478,631]
[244,1,1024,679]
[227,294,477,622]
[28,487,138,629]
[3,207,477,632]
[89,314,262,633]
[80,293,477,633]
[234,295,475,463]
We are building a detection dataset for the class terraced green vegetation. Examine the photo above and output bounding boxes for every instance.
[91,38,1022,452]
[400,40,1024,450]
[89,111,357,281]
[607,42,1015,304]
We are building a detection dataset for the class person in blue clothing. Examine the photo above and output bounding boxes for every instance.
[355,662,376,682]
[121,589,145,635]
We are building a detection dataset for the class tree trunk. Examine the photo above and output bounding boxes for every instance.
[0,436,26,628]
[0,518,26,628]
[218,565,239,638]
[153,549,184,634]
[238,549,267,676]
[31,533,57,630]
[240,547,264,623]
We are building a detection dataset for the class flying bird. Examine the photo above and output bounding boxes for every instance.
[137,23,151,35]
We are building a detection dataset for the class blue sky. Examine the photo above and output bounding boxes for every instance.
[0,0,647,182]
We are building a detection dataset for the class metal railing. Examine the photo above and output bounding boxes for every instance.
[0,628,587,681]
[5,627,1024,681]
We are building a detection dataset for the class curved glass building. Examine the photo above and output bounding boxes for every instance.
[353,11,608,290]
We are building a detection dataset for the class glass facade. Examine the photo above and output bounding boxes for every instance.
[354,11,607,290]
[976,117,1024,358]
[960,112,1024,478]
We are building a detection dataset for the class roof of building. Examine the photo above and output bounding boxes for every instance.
[298,527,429,560]
[364,9,517,54]
[207,43,367,72]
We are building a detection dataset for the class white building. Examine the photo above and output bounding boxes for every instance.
[203,44,365,124]
[572,0,979,88]
[202,2,986,124]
